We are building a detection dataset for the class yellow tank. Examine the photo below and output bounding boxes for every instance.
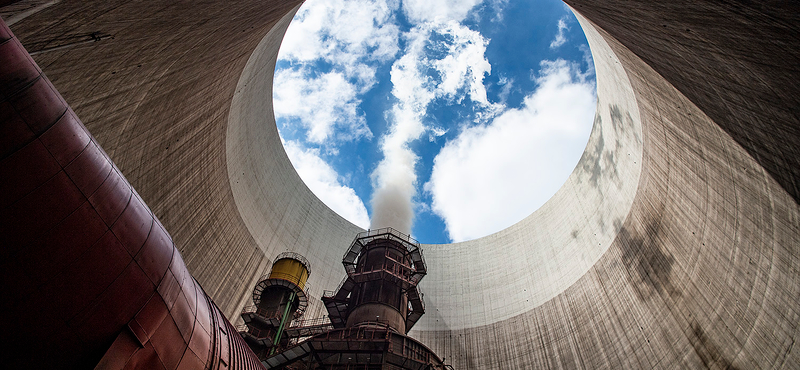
[269,257,309,290]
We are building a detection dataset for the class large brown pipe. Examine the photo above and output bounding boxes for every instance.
[0,18,262,370]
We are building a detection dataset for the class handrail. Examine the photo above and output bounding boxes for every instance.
[316,325,392,341]
[287,315,331,328]
[349,261,417,286]
[241,305,285,321]
[355,227,419,246]
[272,251,311,272]
[235,323,249,333]
[253,275,313,293]
[322,276,349,299]
[344,227,424,262]
[251,277,312,315]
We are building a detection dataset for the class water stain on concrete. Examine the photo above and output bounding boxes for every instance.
[610,103,640,144]
[578,104,635,191]
[577,114,606,188]
[689,321,739,370]
[616,217,680,301]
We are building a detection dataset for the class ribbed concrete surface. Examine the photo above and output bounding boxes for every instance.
[5,0,798,368]
[415,12,800,368]
[413,12,644,331]
[5,0,310,322]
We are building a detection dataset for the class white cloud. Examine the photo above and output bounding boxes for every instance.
[385,21,499,140]
[273,69,372,144]
[428,126,448,141]
[369,21,500,233]
[579,44,595,77]
[549,17,569,49]
[274,0,403,146]
[496,76,514,103]
[275,0,409,231]
[432,21,495,107]
[280,0,401,67]
[402,0,484,24]
[487,0,510,23]
[426,59,596,242]
[283,140,371,229]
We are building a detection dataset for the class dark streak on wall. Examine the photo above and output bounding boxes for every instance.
[617,218,680,302]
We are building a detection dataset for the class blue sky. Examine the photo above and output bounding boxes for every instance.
[274,0,596,243]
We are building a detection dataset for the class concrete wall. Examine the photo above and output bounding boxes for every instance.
[5,0,798,368]
[5,0,311,322]
[413,12,644,331]
[415,12,800,367]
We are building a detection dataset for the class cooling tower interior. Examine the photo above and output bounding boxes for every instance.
[2,0,798,368]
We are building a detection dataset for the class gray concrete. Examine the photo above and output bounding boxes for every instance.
[5,0,798,368]
[0,0,59,26]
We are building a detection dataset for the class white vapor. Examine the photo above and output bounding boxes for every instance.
[426,59,596,242]
[370,21,498,234]
[549,17,569,49]
[283,140,371,229]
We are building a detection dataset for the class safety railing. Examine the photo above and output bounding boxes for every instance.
[349,261,417,288]
[387,334,433,364]
[288,315,331,328]
[250,278,312,318]
[323,276,350,299]
[345,227,423,261]
[281,315,335,339]
[355,227,419,246]
[235,323,249,333]
[272,251,311,271]
[354,319,393,330]
[313,325,391,342]
[246,326,274,340]
[236,322,275,342]
[241,305,285,321]
[253,275,312,295]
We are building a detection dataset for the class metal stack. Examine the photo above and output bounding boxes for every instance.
[240,252,311,360]
[263,228,449,369]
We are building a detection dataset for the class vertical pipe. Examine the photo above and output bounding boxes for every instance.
[269,291,296,355]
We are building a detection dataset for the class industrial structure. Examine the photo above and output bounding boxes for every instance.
[1,0,799,369]
[322,228,426,334]
[238,229,446,369]
[240,252,311,359]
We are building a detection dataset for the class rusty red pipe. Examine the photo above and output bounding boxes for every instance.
[0,18,262,370]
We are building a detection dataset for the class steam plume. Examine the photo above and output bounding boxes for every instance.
[369,119,421,234]
[369,22,493,235]
[370,183,414,234]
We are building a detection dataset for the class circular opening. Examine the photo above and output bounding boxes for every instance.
[273,0,596,243]
[227,0,644,328]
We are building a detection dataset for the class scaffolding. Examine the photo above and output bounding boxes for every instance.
[263,326,448,370]
[259,228,447,369]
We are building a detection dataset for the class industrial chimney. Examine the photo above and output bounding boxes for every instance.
[323,227,426,334]
[259,228,448,369]
[240,252,311,359]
